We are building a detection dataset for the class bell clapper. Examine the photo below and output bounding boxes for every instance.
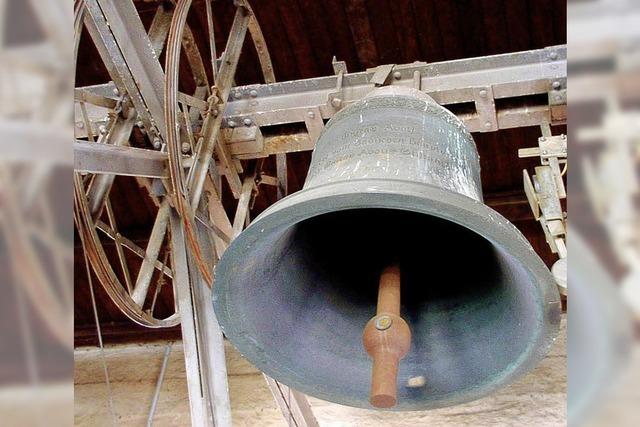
[363,263,412,408]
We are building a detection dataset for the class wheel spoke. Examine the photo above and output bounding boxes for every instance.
[186,4,250,207]
[131,200,170,306]
[86,114,136,217]
[95,219,173,279]
[232,177,254,239]
[205,0,217,82]
[148,3,173,58]
[104,199,134,293]
[149,249,170,316]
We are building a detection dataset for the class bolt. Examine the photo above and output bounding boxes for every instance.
[98,125,107,135]
[249,89,258,98]
[211,107,219,117]
[555,95,563,102]
[552,81,561,89]
[113,86,120,96]
[375,315,393,331]
[484,121,492,129]
[393,71,402,80]
[228,120,237,128]
[542,150,548,155]
[181,142,191,153]
[76,121,84,129]
[243,118,252,126]
[540,137,546,142]
[331,97,342,108]
[549,51,558,60]
[479,89,488,98]
[561,134,567,140]
[136,120,144,128]
[152,138,162,149]
[233,91,242,99]
[307,110,315,119]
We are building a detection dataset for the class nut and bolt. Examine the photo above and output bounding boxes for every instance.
[331,97,343,108]
[152,138,162,149]
[228,120,237,128]
[484,121,492,129]
[98,125,107,135]
[113,87,120,96]
[249,89,258,98]
[181,142,191,153]
[375,315,393,331]
[136,120,144,128]
[561,134,567,140]
[555,95,563,102]
[549,51,558,60]
[76,121,84,129]
[552,81,562,90]
[233,91,242,99]
[307,111,316,119]
[243,118,252,126]
[393,71,402,80]
[479,89,488,98]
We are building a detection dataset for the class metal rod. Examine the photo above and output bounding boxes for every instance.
[146,343,172,427]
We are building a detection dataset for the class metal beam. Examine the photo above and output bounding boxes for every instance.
[83,0,155,139]
[74,141,168,178]
[171,209,233,427]
[83,0,167,142]
[79,45,567,160]
[264,376,320,427]
[192,220,232,427]
[221,45,566,133]
[170,209,209,426]
[96,0,167,138]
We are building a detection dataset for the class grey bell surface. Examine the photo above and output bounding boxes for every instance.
[213,86,561,411]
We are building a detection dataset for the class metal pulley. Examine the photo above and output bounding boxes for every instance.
[213,86,561,410]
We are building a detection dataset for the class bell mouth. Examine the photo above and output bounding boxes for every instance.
[213,179,561,410]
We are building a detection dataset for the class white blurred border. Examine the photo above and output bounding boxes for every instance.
[0,1,73,425]
[569,0,640,425]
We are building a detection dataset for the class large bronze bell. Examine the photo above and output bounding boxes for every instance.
[213,86,561,410]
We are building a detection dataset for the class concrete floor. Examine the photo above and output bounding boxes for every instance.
[74,318,566,426]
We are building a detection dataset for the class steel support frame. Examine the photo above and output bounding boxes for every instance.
[222,45,566,132]
[79,44,567,161]
[171,208,232,427]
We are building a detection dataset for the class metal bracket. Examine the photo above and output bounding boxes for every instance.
[474,86,498,132]
[369,63,396,86]
[332,55,348,75]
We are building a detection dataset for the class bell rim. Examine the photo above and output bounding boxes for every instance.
[213,178,562,410]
